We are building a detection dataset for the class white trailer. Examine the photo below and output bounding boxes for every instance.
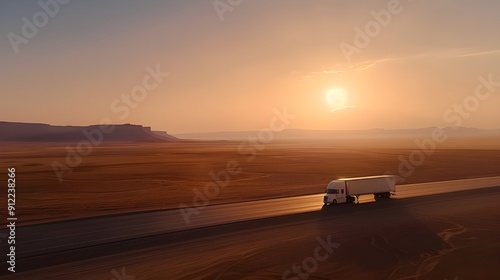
[323,175,396,205]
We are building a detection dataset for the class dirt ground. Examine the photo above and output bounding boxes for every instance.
[1,136,500,224]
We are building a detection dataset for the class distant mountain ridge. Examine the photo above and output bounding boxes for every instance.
[2,122,497,142]
[175,127,500,140]
[0,121,178,142]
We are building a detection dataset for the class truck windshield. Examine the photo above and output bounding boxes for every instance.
[326,189,337,194]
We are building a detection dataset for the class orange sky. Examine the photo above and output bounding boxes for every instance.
[1,1,500,133]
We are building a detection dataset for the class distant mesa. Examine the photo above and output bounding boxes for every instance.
[0,121,178,142]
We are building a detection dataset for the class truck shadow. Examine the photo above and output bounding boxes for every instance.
[320,194,390,211]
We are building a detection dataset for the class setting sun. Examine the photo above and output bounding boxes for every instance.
[326,88,351,112]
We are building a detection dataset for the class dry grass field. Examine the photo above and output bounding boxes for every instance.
[1,136,500,225]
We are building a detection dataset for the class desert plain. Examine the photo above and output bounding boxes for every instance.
[1,136,500,279]
[1,136,500,225]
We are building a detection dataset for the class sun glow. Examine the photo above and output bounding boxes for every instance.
[326,88,351,112]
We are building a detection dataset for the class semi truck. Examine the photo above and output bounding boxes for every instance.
[323,175,396,205]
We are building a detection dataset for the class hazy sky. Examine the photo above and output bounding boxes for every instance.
[1,0,500,133]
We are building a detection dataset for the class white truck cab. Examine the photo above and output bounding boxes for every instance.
[323,180,347,204]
